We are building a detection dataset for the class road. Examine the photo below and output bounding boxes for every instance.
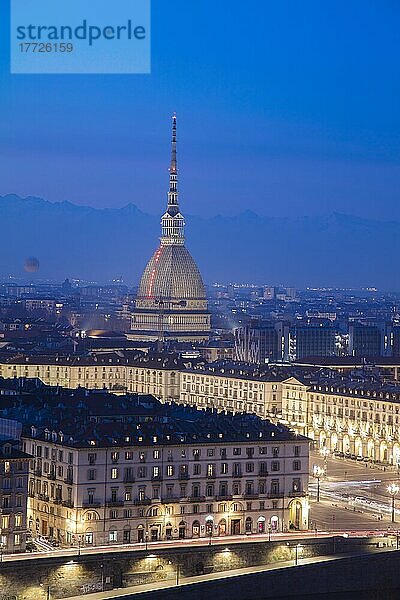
[310,451,400,531]
[1,530,350,563]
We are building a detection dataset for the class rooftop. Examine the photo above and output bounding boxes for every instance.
[0,378,305,448]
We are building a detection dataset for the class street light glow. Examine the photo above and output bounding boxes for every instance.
[388,483,400,523]
[313,465,325,478]
[388,483,400,496]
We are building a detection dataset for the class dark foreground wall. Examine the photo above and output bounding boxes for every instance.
[0,536,388,599]
[122,551,400,600]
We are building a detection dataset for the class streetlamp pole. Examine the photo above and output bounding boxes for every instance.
[321,447,329,477]
[313,465,325,503]
[388,483,400,523]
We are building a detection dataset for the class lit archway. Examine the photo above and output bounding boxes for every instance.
[343,434,351,454]
[270,516,279,531]
[355,437,363,457]
[380,441,388,463]
[289,500,302,530]
[245,517,252,534]
[393,443,400,467]
[218,519,227,536]
[192,520,200,538]
[367,439,375,459]
[257,516,266,534]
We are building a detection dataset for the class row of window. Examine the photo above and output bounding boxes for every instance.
[183,374,267,391]
[32,446,74,463]
[1,476,25,489]
[87,445,301,465]
[1,461,26,475]
[85,476,303,504]
[103,459,302,481]
[107,499,278,520]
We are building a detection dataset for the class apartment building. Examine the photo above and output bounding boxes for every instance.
[279,376,400,465]
[0,434,31,553]
[180,365,283,419]
[0,352,183,401]
[3,389,310,547]
[4,349,400,467]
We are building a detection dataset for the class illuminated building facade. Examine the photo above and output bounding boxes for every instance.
[5,351,400,466]
[0,437,30,553]
[20,394,309,547]
[279,376,400,465]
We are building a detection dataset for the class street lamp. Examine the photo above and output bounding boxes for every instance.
[388,483,399,523]
[77,535,82,557]
[268,523,272,542]
[313,465,325,503]
[320,447,329,475]
[294,543,303,566]
[39,583,50,600]
[287,543,303,566]
[145,530,149,551]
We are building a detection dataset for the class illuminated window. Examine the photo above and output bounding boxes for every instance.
[1,515,9,529]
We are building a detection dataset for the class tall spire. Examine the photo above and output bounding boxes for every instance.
[170,112,177,176]
[167,113,179,214]
[161,113,185,245]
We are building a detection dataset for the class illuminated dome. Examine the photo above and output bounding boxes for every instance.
[137,245,206,303]
[131,115,210,343]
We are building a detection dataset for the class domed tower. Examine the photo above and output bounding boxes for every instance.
[131,114,211,343]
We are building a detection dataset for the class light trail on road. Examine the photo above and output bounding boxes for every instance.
[1,530,383,563]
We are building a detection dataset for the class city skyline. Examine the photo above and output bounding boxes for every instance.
[2,192,400,288]
[1,1,400,597]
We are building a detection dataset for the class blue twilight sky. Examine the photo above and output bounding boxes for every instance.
[0,0,399,219]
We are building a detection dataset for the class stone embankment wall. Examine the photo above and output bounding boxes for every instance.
[0,536,386,599]
[128,550,400,600]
